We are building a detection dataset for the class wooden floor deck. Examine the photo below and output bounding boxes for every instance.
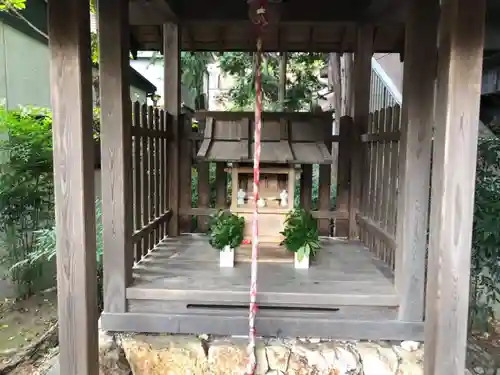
[101,235,424,339]
[127,235,398,309]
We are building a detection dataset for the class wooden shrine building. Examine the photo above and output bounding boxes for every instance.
[46,0,493,373]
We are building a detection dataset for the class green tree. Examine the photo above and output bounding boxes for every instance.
[0,0,25,11]
[217,52,326,111]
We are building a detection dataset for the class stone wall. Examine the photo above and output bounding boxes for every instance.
[99,331,425,375]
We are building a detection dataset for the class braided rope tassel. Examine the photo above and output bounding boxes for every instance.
[246,35,263,375]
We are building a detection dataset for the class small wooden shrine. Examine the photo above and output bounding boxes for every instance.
[197,111,333,261]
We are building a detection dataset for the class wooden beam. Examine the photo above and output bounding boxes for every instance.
[362,0,406,22]
[129,0,177,25]
[395,0,438,322]
[349,25,373,240]
[425,0,485,374]
[99,0,134,314]
[164,23,181,236]
[47,0,98,373]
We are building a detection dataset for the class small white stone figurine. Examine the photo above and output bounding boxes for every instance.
[257,198,266,208]
[237,188,246,206]
[280,189,288,207]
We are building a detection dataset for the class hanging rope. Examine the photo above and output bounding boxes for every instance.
[246,1,267,374]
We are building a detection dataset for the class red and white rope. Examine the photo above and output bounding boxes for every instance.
[246,1,267,374]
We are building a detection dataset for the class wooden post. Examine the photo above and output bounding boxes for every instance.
[300,164,313,211]
[335,116,351,237]
[425,0,485,374]
[164,23,181,236]
[395,0,438,322]
[99,0,133,313]
[48,0,98,373]
[349,25,373,239]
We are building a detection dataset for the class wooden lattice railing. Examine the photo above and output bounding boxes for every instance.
[131,102,171,263]
[357,104,401,270]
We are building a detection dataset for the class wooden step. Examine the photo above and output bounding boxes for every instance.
[235,243,293,263]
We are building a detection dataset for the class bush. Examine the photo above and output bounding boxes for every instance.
[470,136,500,331]
[0,106,54,298]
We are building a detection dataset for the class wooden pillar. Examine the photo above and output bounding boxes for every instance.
[164,23,181,236]
[349,25,373,239]
[99,0,133,314]
[425,0,485,374]
[395,0,438,322]
[47,0,98,373]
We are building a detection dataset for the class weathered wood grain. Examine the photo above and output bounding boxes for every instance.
[159,110,166,239]
[215,163,227,208]
[133,102,143,261]
[48,0,98,373]
[180,115,193,232]
[335,116,351,237]
[141,104,150,254]
[349,25,373,239]
[425,0,485,374]
[148,106,156,246]
[99,0,133,314]
[396,0,437,323]
[154,108,161,243]
[300,164,313,211]
[164,23,181,236]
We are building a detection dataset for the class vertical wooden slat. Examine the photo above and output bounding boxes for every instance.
[141,104,150,254]
[389,106,401,265]
[318,154,332,235]
[154,108,161,243]
[197,160,210,232]
[133,101,142,261]
[148,106,155,246]
[375,109,386,259]
[425,0,485,374]
[381,107,393,263]
[180,115,193,232]
[396,0,438,323]
[99,0,133,315]
[368,111,379,251]
[215,162,227,208]
[349,25,373,239]
[48,0,98,372]
[335,116,351,237]
[159,109,166,239]
[300,164,313,211]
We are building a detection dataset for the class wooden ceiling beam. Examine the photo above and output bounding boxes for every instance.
[129,0,177,25]
[361,0,406,22]
[177,0,358,22]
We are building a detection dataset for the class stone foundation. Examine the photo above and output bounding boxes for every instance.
[98,331,426,375]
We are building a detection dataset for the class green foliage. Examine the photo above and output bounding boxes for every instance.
[217,52,326,111]
[208,210,245,251]
[0,106,54,298]
[11,199,105,309]
[470,136,500,331]
[280,208,320,261]
[0,0,26,11]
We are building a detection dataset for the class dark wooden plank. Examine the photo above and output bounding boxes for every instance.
[374,109,385,260]
[133,101,143,262]
[318,149,332,235]
[141,104,150,254]
[359,112,372,245]
[99,0,133,314]
[48,0,98,372]
[148,106,156,246]
[349,25,373,239]
[197,162,210,232]
[165,23,181,236]
[102,312,424,341]
[180,115,193,233]
[215,162,227,208]
[388,106,400,256]
[159,109,166,239]
[300,164,313,211]
[367,111,379,252]
[381,107,393,265]
[396,0,438,324]
[425,0,485,374]
[335,116,351,237]
[154,108,161,243]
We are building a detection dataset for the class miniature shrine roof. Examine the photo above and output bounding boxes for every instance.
[195,111,334,164]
